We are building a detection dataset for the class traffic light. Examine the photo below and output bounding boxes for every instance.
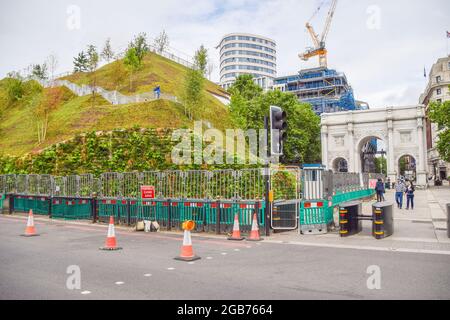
[269,106,288,156]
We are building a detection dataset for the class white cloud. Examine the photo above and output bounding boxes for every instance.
[0,0,449,108]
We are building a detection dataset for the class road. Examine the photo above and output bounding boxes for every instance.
[0,215,449,300]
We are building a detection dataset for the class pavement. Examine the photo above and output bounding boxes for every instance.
[1,194,450,300]
[0,186,448,300]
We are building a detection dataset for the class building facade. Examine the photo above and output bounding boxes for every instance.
[273,67,368,115]
[420,56,450,181]
[218,33,277,91]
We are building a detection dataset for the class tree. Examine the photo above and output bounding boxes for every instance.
[4,73,24,104]
[123,47,140,91]
[154,30,169,53]
[101,38,115,63]
[128,33,149,65]
[31,63,48,80]
[228,76,321,164]
[35,87,65,143]
[73,51,89,73]
[46,54,58,80]
[183,68,204,120]
[110,58,127,91]
[194,45,208,76]
[86,45,100,104]
[428,89,450,162]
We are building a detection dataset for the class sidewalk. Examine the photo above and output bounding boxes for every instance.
[269,187,450,253]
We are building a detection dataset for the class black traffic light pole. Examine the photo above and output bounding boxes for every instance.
[264,116,271,237]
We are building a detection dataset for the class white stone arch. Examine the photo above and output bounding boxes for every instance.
[354,134,387,174]
[396,153,418,180]
[331,156,349,173]
[321,105,428,186]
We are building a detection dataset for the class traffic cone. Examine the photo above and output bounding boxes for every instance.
[228,213,245,241]
[100,216,122,251]
[174,229,201,262]
[247,213,263,241]
[21,210,39,237]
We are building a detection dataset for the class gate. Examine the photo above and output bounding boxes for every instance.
[270,166,301,231]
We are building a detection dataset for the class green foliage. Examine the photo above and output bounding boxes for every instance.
[4,76,25,104]
[73,51,89,73]
[123,47,141,91]
[194,45,208,76]
[374,156,387,174]
[86,45,99,73]
[228,76,321,164]
[31,64,48,80]
[428,93,450,162]
[128,32,149,65]
[101,38,114,62]
[183,68,204,120]
[0,127,253,176]
[228,74,263,100]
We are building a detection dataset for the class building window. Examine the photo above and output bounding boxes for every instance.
[436,76,441,83]
[437,99,442,104]
[436,88,442,95]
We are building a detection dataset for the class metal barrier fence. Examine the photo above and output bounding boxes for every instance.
[7,194,265,235]
[0,170,269,201]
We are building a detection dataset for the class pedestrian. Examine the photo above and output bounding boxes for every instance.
[386,177,391,190]
[395,179,406,209]
[375,178,385,202]
[406,182,415,210]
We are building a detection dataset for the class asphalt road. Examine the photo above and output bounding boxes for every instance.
[1,216,449,300]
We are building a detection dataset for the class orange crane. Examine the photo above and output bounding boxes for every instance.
[299,0,338,68]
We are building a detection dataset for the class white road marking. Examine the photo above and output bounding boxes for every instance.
[206,257,213,260]
[144,274,152,277]
[264,240,450,256]
[234,249,240,252]
[81,291,91,295]
[115,281,124,285]
[167,267,175,270]
[188,262,195,265]
[221,253,227,256]
[246,246,252,249]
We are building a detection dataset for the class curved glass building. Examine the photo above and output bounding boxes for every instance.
[218,33,277,90]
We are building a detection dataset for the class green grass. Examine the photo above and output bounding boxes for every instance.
[61,51,229,99]
[0,50,232,157]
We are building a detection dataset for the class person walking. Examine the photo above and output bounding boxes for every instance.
[375,178,386,202]
[406,182,415,210]
[395,179,406,209]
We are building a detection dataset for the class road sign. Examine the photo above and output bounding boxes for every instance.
[141,186,155,199]
[369,179,378,189]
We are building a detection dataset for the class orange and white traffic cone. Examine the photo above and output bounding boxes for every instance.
[228,213,245,241]
[100,216,122,251]
[175,228,201,262]
[21,210,39,237]
[247,213,263,242]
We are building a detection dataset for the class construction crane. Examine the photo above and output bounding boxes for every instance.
[299,0,338,68]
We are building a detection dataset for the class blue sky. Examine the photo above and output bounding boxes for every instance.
[0,0,449,108]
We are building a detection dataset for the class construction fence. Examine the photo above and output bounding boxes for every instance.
[0,169,286,234]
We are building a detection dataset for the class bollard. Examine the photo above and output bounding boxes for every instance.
[372,202,394,239]
[339,201,362,237]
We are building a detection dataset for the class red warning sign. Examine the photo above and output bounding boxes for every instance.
[141,186,156,199]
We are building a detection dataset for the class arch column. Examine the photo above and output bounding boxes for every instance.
[321,125,329,169]
[386,117,396,182]
[416,115,427,185]
[347,123,356,172]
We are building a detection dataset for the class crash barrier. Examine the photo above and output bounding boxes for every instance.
[7,194,265,235]
[299,164,378,235]
[338,201,394,239]
[0,194,4,213]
